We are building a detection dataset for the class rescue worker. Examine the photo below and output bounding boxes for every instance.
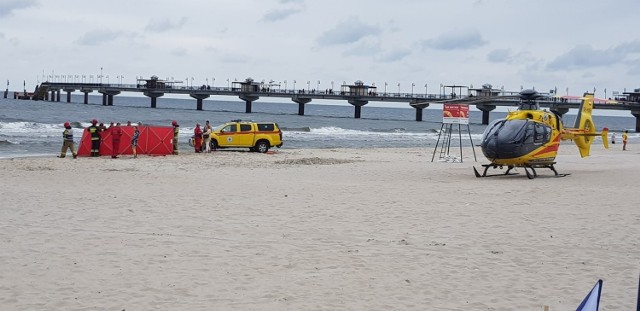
[203,120,212,153]
[622,130,628,151]
[59,122,77,159]
[131,125,140,158]
[172,120,179,155]
[111,122,123,158]
[88,119,101,157]
[194,123,203,153]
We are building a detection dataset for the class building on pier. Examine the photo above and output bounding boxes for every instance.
[137,75,178,89]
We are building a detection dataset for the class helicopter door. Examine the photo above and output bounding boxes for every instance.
[533,122,551,144]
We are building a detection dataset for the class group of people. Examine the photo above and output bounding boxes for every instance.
[611,130,629,151]
[86,119,142,158]
[192,120,213,153]
[59,119,142,159]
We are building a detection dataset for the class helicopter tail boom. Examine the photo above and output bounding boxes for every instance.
[561,93,608,157]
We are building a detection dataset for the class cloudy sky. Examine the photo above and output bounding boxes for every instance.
[2,0,639,99]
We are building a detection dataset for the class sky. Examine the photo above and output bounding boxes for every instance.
[1,0,640,101]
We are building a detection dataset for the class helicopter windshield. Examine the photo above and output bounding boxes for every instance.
[483,119,551,145]
[483,119,529,144]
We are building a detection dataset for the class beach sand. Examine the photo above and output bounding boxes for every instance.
[0,145,638,310]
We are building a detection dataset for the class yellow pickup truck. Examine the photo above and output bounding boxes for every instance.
[210,120,283,153]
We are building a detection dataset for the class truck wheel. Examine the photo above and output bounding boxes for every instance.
[255,141,269,153]
[210,140,218,151]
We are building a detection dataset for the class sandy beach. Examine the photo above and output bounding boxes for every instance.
[0,145,638,310]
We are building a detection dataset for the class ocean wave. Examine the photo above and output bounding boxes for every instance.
[0,139,15,145]
[281,126,311,132]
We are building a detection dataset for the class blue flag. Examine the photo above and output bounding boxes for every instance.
[576,280,602,311]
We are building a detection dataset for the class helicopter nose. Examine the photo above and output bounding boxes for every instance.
[481,136,499,159]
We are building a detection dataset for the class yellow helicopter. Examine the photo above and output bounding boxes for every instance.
[474,89,609,179]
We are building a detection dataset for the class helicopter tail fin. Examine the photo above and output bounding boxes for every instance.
[562,93,607,157]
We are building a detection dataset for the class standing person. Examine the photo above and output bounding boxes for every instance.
[98,122,107,132]
[611,132,616,144]
[59,122,77,159]
[172,120,179,155]
[111,122,123,158]
[88,119,101,157]
[203,120,212,153]
[622,130,628,151]
[131,125,140,158]
[193,123,203,153]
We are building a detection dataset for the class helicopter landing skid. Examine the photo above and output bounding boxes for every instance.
[474,163,571,179]
[473,165,519,178]
[523,164,571,179]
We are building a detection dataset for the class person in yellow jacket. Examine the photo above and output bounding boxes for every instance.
[622,130,628,151]
[59,122,77,159]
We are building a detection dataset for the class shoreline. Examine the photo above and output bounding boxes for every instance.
[0,146,637,310]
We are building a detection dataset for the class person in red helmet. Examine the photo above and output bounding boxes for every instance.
[58,121,77,159]
[111,122,123,158]
[172,120,179,155]
[193,123,203,153]
[87,119,101,156]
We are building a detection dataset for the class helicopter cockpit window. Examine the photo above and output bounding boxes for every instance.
[482,119,504,138]
[497,119,529,143]
[533,122,550,143]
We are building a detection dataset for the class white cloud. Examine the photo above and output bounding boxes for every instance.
[263,8,302,22]
[0,0,37,18]
[546,43,634,71]
[74,29,126,46]
[486,49,512,63]
[378,49,411,63]
[421,29,488,51]
[145,17,188,33]
[316,18,381,46]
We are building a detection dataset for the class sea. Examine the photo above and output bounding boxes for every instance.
[0,94,636,159]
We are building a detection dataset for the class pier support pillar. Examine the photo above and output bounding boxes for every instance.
[190,93,210,111]
[632,111,640,132]
[3,90,7,98]
[476,104,496,125]
[99,90,120,106]
[144,91,164,108]
[292,97,312,116]
[410,102,430,121]
[56,90,60,102]
[63,89,75,103]
[50,90,55,101]
[239,94,259,114]
[348,99,368,119]
[415,107,424,121]
[81,88,92,104]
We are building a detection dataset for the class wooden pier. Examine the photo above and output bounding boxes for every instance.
[30,77,640,131]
